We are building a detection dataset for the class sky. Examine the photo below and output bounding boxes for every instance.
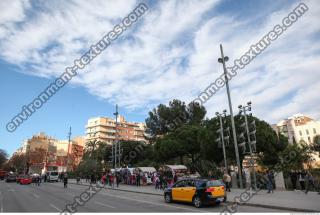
[0,0,319,156]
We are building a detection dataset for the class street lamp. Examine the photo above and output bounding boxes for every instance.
[238,101,257,190]
[215,110,230,173]
[218,44,243,188]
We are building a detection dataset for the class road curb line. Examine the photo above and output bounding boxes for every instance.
[70,182,319,212]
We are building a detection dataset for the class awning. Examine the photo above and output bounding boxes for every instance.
[137,167,156,172]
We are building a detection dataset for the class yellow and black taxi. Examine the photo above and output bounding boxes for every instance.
[164,178,226,208]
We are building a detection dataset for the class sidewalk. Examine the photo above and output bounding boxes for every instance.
[69,179,320,212]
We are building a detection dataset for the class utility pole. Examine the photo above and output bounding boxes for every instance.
[218,44,243,188]
[67,126,72,172]
[215,110,229,173]
[113,105,119,168]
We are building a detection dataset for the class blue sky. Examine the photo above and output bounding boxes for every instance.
[1,0,319,155]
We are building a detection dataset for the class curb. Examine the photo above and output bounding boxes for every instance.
[70,182,319,212]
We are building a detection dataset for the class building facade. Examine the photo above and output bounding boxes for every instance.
[273,114,320,167]
[21,132,85,173]
[85,115,147,144]
[273,114,320,144]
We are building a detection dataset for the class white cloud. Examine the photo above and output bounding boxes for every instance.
[0,0,319,124]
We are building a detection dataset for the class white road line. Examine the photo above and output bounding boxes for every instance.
[32,193,40,199]
[0,191,3,212]
[94,201,115,209]
[100,192,210,212]
[50,203,61,212]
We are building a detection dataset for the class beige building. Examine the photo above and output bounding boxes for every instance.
[85,115,147,144]
[21,132,85,173]
[273,113,320,167]
[273,114,320,144]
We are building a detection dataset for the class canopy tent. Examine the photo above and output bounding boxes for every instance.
[136,167,156,173]
[165,165,187,170]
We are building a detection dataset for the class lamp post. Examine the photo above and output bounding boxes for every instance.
[218,44,243,188]
[238,101,257,190]
[113,104,120,169]
[67,127,72,172]
[215,110,229,173]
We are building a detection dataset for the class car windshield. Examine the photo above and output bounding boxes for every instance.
[50,172,58,176]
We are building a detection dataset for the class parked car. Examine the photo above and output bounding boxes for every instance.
[5,174,16,182]
[164,178,226,208]
[46,171,59,182]
[19,175,32,185]
[0,170,6,180]
[16,174,23,183]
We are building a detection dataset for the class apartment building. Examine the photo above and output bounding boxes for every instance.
[21,132,85,173]
[85,115,147,144]
[273,114,320,167]
[273,114,320,144]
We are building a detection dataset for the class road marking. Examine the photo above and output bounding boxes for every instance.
[94,201,115,209]
[32,193,40,199]
[50,203,61,212]
[100,192,210,212]
[7,189,15,192]
[0,191,3,212]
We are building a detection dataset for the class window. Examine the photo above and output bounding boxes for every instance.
[299,131,302,136]
[308,136,311,143]
[185,180,195,187]
[313,128,317,134]
[174,180,186,188]
[306,129,309,135]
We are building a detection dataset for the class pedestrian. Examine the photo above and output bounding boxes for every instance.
[44,173,47,183]
[173,174,178,183]
[305,171,317,194]
[223,171,231,192]
[116,173,120,187]
[155,175,160,190]
[298,171,305,191]
[63,174,68,188]
[290,170,298,190]
[159,174,164,190]
[267,170,273,193]
[36,175,41,186]
[101,174,106,185]
[136,172,141,187]
[76,176,81,184]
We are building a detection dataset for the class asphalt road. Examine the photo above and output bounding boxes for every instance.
[0,180,292,213]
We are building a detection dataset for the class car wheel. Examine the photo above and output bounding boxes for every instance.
[164,193,172,203]
[193,196,202,208]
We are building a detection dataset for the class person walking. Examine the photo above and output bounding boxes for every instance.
[298,171,305,191]
[267,171,274,193]
[223,171,231,192]
[63,174,68,188]
[101,174,106,185]
[36,175,41,186]
[305,171,317,194]
[290,170,298,190]
[76,176,81,184]
[136,171,141,187]
[116,173,120,188]
[159,174,164,190]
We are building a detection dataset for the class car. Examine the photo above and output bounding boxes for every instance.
[164,178,227,208]
[5,174,17,182]
[19,175,32,185]
[0,170,6,180]
[46,171,59,182]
